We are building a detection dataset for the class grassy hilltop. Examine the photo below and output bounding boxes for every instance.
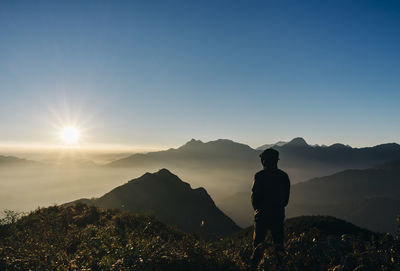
[1,204,399,271]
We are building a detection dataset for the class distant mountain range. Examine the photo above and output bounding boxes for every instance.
[108,137,400,178]
[0,155,39,167]
[107,138,257,169]
[66,169,240,238]
[0,155,97,168]
[219,159,400,233]
[106,137,400,201]
[4,138,400,188]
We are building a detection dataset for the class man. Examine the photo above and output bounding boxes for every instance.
[250,148,290,268]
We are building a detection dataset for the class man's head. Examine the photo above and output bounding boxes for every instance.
[259,148,279,168]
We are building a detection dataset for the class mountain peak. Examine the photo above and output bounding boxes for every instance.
[188,138,203,144]
[329,143,352,149]
[180,138,204,149]
[138,168,184,186]
[284,137,308,147]
[156,168,173,175]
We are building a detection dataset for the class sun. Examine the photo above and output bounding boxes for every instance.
[60,126,80,144]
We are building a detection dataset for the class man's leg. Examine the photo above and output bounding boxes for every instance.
[270,219,284,247]
[269,219,285,270]
[253,218,268,248]
[251,218,268,269]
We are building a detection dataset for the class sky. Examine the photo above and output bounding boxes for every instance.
[1,0,400,151]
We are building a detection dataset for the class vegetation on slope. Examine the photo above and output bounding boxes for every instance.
[1,204,399,271]
[0,204,241,271]
[228,216,400,271]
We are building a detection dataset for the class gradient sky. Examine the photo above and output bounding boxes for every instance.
[1,0,400,150]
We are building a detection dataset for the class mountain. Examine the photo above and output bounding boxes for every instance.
[106,139,261,201]
[282,137,309,147]
[3,138,399,219]
[67,169,240,238]
[219,160,400,233]
[289,166,400,205]
[275,138,400,167]
[286,161,400,233]
[0,155,40,167]
[108,139,257,169]
[271,138,400,184]
[106,138,400,203]
[2,205,396,271]
[316,197,400,234]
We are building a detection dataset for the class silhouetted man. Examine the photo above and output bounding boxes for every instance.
[250,148,290,268]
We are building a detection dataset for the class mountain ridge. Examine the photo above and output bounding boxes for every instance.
[106,138,400,198]
[66,168,241,238]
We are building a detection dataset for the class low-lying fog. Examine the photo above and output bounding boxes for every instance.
[0,161,255,215]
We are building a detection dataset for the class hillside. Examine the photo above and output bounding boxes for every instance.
[318,197,400,234]
[1,205,398,270]
[0,204,242,271]
[219,161,400,233]
[287,162,400,233]
[67,169,240,238]
[290,166,400,204]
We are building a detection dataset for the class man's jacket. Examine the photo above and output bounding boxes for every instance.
[251,168,290,219]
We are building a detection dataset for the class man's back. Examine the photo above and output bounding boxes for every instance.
[251,168,290,217]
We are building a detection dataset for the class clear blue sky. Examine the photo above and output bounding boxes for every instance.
[1,0,399,150]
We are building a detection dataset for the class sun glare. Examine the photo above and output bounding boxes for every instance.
[60,126,80,144]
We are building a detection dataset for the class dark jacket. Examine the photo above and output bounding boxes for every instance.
[251,168,290,218]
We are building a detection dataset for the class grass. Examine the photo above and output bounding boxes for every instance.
[1,204,399,271]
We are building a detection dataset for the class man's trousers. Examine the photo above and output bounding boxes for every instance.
[253,212,284,247]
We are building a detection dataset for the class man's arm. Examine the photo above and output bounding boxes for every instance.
[283,173,290,207]
[251,174,262,210]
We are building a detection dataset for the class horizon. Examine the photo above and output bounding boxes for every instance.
[2,136,400,163]
[1,1,400,149]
